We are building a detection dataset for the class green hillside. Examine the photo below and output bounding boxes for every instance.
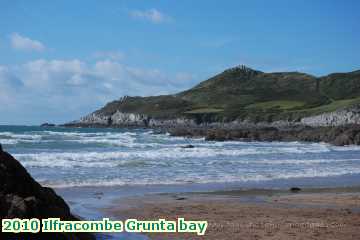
[95,66,360,123]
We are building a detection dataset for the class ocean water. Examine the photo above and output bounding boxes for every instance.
[1,125,360,189]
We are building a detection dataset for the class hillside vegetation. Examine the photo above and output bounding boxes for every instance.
[94,65,360,123]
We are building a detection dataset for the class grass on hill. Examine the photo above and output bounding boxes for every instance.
[245,100,306,110]
[93,66,360,123]
[184,108,224,114]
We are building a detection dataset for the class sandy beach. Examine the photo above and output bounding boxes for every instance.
[104,187,360,240]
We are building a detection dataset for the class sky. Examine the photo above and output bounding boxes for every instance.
[0,0,359,125]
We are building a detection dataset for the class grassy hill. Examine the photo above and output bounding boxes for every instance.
[94,65,360,123]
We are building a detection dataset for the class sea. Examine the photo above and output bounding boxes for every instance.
[1,125,360,239]
[2,125,360,189]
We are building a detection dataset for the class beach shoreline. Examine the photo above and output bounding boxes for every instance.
[100,186,360,240]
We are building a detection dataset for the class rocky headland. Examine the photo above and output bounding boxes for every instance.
[0,144,94,240]
[64,65,360,145]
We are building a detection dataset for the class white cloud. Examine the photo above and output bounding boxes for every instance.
[10,33,45,52]
[129,8,169,24]
[21,59,85,90]
[0,59,194,124]
[93,50,125,61]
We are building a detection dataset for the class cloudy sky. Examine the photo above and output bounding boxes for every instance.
[0,0,359,125]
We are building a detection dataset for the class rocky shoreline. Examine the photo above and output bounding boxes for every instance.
[63,121,360,146]
[164,124,360,146]
[62,102,360,146]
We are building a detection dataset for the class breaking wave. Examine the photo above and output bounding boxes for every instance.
[2,126,360,188]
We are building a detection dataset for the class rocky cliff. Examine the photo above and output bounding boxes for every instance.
[301,106,360,127]
[70,104,360,129]
[75,111,197,128]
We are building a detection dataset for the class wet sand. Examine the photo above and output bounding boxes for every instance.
[104,187,360,240]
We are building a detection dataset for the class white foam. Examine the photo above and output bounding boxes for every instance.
[13,144,334,168]
[43,166,360,188]
[0,132,42,140]
[4,128,360,188]
[0,139,18,145]
[0,130,140,146]
[331,145,360,151]
[205,158,360,167]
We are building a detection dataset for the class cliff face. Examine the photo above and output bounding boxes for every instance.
[0,145,94,240]
[73,104,360,129]
[78,111,197,127]
[66,66,360,129]
[301,106,360,127]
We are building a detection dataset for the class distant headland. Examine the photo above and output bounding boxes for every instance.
[64,65,360,145]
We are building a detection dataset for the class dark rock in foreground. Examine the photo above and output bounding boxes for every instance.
[0,144,94,240]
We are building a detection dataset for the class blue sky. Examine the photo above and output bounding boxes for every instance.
[0,0,359,125]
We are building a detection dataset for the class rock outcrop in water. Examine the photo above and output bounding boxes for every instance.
[0,144,94,240]
[40,123,56,127]
[165,124,360,146]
